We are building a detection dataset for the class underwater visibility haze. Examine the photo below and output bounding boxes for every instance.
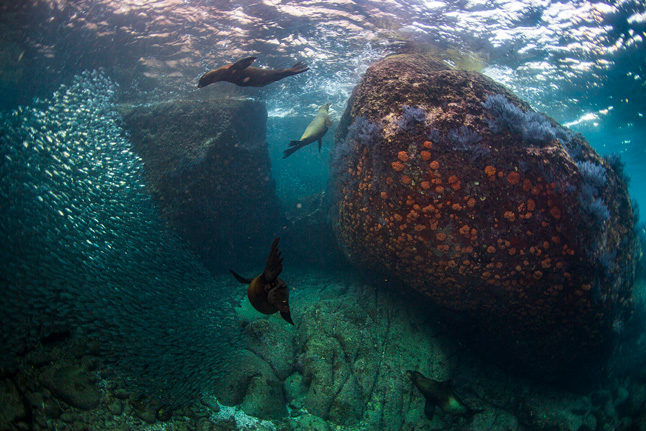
[1,0,646,430]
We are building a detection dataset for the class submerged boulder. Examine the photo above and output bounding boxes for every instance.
[330,53,638,379]
[41,365,100,410]
[120,98,285,272]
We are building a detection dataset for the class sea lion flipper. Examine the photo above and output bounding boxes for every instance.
[229,269,253,284]
[263,237,283,282]
[283,141,302,158]
[423,401,435,420]
[318,138,322,152]
[280,311,294,325]
[290,61,309,74]
[267,282,289,311]
[231,57,256,71]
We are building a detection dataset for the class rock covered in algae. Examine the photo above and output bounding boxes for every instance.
[119,98,285,271]
[330,53,638,378]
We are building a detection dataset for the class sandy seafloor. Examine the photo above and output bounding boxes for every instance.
[6,265,646,431]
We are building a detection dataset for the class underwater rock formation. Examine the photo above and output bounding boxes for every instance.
[330,53,638,378]
[214,269,609,430]
[0,71,241,406]
[3,269,642,430]
[119,98,286,272]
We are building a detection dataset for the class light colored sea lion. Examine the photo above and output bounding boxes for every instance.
[198,57,309,88]
[283,103,333,158]
[230,237,293,325]
[406,370,483,421]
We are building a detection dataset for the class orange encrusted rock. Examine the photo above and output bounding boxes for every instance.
[507,171,521,184]
[329,52,637,381]
[392,160,405,172]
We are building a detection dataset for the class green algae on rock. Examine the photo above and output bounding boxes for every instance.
[329,53,638,380]
[41,365,100,411]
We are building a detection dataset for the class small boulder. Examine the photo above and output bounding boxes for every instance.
[0,378,28,429]
[244,319,295,380]
[107,399,123,416]
[214,350,286,419]
[40,365,100,410]
[131,398,157,424]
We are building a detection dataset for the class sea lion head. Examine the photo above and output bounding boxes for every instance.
[197,69,224,88]
[406,370,421,382]
[267,278,290,313]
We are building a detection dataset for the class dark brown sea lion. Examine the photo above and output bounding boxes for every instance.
[198,57,309,88]
[230,237,293,325]
[406,370,483,421]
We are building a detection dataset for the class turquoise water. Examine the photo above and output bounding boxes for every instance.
[2,1,644,208]
[1,1,646,430]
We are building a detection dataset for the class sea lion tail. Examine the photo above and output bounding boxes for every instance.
[280,311,294,325]
[290,61,309,74]
[229,269,252,284]
[283,141,303,158]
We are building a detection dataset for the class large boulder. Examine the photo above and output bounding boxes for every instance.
[329,53,638,379]
[119,99,285,272]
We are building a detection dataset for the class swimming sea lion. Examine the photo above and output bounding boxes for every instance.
[283,103,333,158]
[229,237,293,325]
[198,57,309,88]
[406,370,483,421]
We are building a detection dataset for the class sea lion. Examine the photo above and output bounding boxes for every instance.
[198,57,309,88]
[229,237,293,325]
[283,103,333,158]
[406,370,483,421]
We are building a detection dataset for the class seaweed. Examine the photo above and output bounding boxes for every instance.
[577,193,610,224]
[563,139,584,160]
[574,159,610,226]
[482,94,525,133]
[330,116,384,200]
[482,94,560,148]
[576,160,607,188]
[448,126,482,148]
[427,128,442,143]
[522,112,557,146]
[604,153,630,186]
[447,126,489,162]
[351,115,383,145]
[396,105,427,131]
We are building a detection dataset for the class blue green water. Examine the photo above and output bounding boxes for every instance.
[1,0,645,428]
[3,1,644,211]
